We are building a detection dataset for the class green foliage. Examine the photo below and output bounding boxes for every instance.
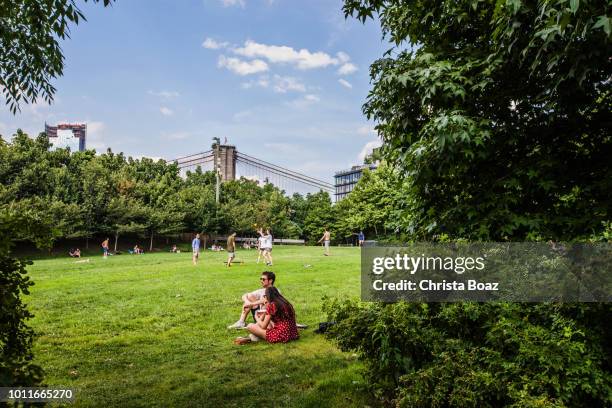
[324,300,612,407]
[0,131,334,248]
[0,0,113,113]
[0,204,54,387]
[302,191,335,243]
[334,163,401,241]
[0,253,44,387]
[343,0,611,241]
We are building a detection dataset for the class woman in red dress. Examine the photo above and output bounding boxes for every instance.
[235,287,299,344]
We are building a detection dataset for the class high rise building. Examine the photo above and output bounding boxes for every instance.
[45,123,87,151]
[334,164,377,201]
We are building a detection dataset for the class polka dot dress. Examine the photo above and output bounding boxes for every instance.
[265,302,299,343]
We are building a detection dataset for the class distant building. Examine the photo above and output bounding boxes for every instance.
[45,123,87,151]
[334,164,377,201]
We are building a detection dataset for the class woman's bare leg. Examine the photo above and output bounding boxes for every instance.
[247,323,267,340]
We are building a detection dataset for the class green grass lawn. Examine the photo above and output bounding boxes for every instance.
[25,246,372,407]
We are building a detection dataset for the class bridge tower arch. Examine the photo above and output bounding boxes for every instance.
[212,141,236,182]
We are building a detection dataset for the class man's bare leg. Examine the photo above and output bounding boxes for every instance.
[228,294,259,329]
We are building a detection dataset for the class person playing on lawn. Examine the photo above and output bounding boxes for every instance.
[234,286,299,344]
[318,228,331,256]
[258,228,273,266]
[101,238,110,258]
[226,232,236,267]
[227,271,276,329]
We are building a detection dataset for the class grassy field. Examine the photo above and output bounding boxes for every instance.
[25,246,372,407]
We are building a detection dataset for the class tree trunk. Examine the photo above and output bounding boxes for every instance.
[86,236,89,249]
[149,232,154,252]
[114,232,119,252]
[374,225,378,237]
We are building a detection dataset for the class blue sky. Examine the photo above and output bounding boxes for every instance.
[0,0,388,182]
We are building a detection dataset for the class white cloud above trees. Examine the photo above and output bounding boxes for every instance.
[218,55,269,75]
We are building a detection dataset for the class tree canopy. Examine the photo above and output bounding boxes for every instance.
[343,0,611,241]
[0,131,339,249]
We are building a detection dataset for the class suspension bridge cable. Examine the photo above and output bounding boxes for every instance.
[172,150,213,163]
[236,152,334,188]
[236,153,334,189]
[236,155,333,192]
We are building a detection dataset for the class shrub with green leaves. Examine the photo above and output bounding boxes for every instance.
[0,255,44,387]
[323,300,612,407]
[0,203,54,387]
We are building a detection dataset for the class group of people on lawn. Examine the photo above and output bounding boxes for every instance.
[191,233,299,345]
[191,228,274,267]
[94,231,311,346]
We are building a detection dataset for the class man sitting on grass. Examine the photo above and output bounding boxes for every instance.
[228,271,276,329]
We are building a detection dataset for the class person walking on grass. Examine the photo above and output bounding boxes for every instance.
[192,233,201,265]
[101,238,110,258]
[358,230,365,247]
[226,232,236,267]
[318,228,331,256]
[234,287,299,345]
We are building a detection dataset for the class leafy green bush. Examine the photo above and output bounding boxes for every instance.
[0,255,44,387]
[323,300,612,407]
[0,203,53,387]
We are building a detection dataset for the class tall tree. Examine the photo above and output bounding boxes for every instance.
[344,0,611,241]
[334,164,399,241]
[303,191,335,244]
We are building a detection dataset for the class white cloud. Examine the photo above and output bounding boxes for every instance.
[287,94,320,109]
[220,0,246,7]
[338,79,352,89]
[241,75,270,89]
[160,107,174,116]
[218,55,269,75]
[233,40,344,70]
[272,75,305,93]
[337,62,358,75]
[148,90,180,98]
[202,38,229,50]
[358,139,382,162]
[241,75,305,93]
[336,51,350,64]
[357,125,376,136]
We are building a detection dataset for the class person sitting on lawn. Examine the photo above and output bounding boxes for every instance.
[234,286,299,344]
[69,248,81,258]
[227,271,276,329]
